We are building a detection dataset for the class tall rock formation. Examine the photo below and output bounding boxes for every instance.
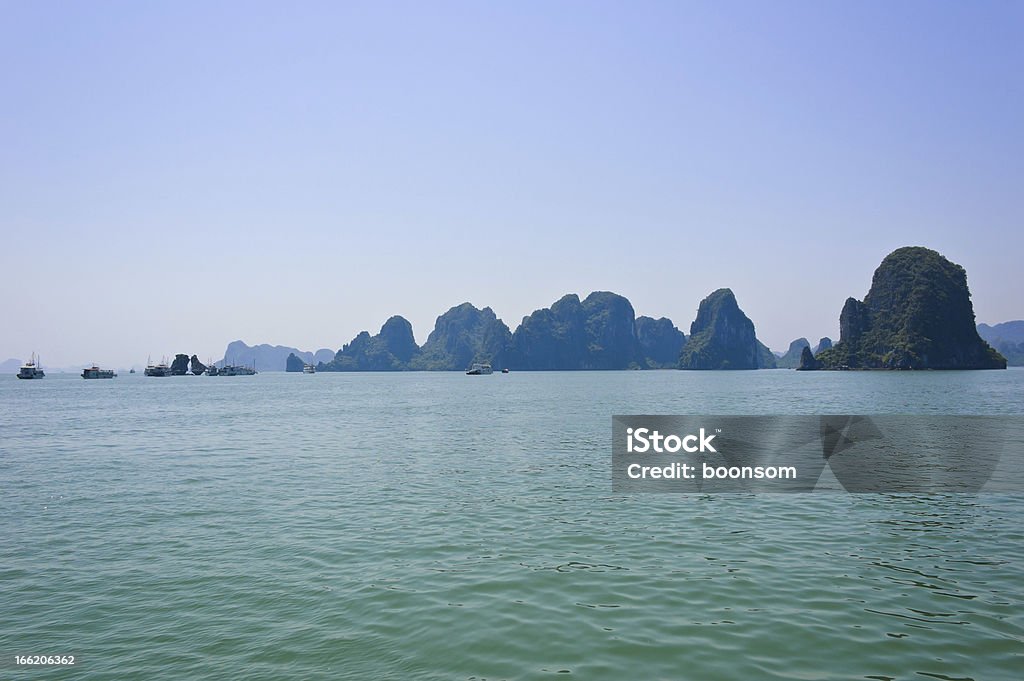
[321,316,419,371]
[797,346,821,371]
[816,247,1006,369]
[189,355,207,375]
[411,303,512,370]
[285,352,304,372]
[170,354,190,376]
[776,338,810,369]
[507,292,642,370]
[678,289,773,370]
[813,337,832,355]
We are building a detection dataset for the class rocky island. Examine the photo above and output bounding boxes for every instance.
[314,293,688,372]
[218,248,1009,373]
[410,303,512,371]
[678,289,776,370]
[977,321,1024,366]
[776,338,810,369]
[506,292,649,370]
[809,247,1006,370]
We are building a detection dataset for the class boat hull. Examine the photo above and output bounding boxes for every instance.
[82,369,116,379]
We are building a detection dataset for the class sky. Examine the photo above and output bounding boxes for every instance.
[2,0,1022,367]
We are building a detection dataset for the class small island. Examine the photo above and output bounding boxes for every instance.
[804,247,1006,370]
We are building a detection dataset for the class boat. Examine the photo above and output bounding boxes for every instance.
[144,357,170,377]
[501,368,509,373]
[466,362,493,375]
[303,363,316,374]
[218,361,257,376]
[82,365,116,379]
[17,353,45,379]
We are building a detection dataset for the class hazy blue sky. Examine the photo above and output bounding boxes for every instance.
[2,1,1021,367]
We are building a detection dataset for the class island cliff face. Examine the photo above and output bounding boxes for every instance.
[797,346,821,371]
[189,355,207,375]
[170,354,190,376]
[815,247,1006,369]
[679,289,774,369]
[507,292,642,370]
[286,352,305,372]
[322,316,419,371]
[635,316,686,368]
[410,303,512,370]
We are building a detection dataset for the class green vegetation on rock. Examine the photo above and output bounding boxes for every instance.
[411,303,512,371]
[679,289,774,370]
[815,247,1006,370]
[320,316,419,371]
[507,292,645,370]
[636,316,686,368]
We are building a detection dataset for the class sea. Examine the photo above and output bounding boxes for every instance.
[2,369,1022,680]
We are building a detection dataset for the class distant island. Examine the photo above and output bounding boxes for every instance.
[198,246,1009,373]
[317,293,688,372]
[216,342,335,373]
[977,321,1024,366]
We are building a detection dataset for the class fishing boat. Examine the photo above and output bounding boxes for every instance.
[466,362,493,375]
[17,353,45,379]
[82,365,116,379]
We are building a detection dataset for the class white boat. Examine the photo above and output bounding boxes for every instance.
[144,356,170,377]
[82,365,116,379]
[303,363,316,374]
[17,353,45,379]
[466,362,493,375]
[219,362,257,376]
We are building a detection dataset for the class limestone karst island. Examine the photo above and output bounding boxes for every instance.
[194,246,1008,374]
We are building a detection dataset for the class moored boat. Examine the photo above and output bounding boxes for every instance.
[82,365,116,379]
[17,353,45,379]
[218,363,257,376]
[144,357,170,377]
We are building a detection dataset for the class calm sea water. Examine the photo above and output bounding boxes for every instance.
[2,369,1023,680]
